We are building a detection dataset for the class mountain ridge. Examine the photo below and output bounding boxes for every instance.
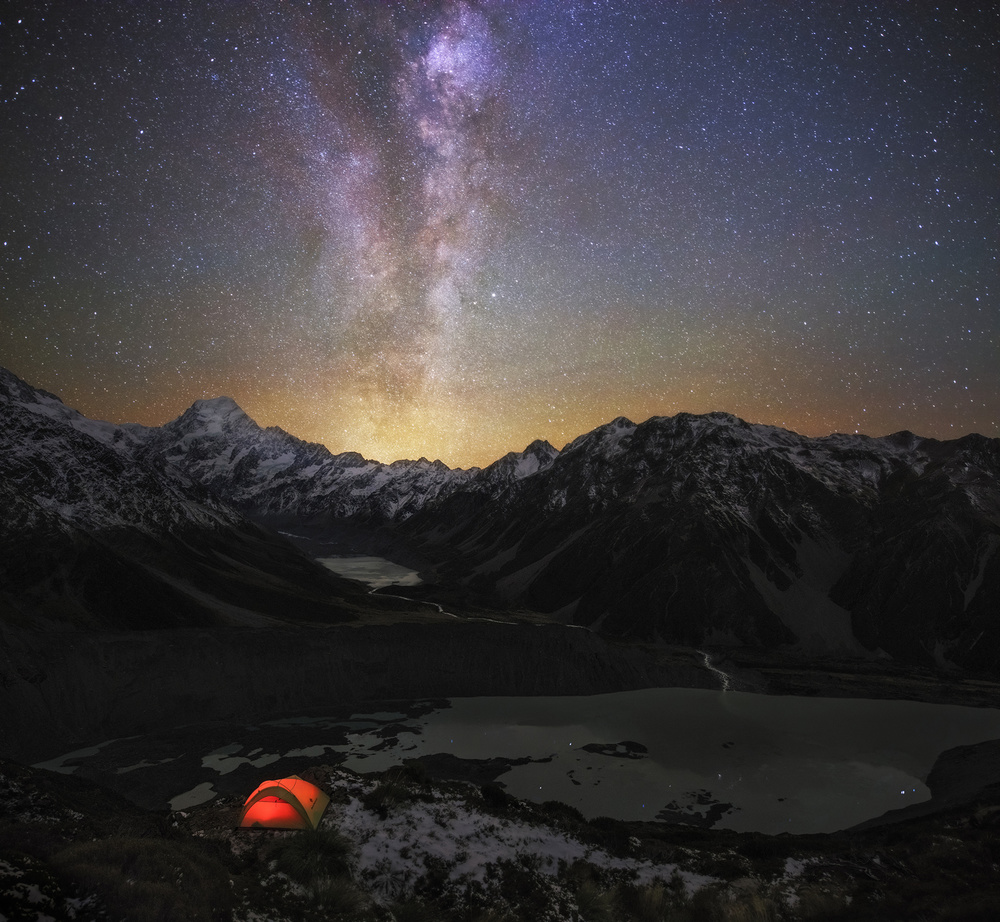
[2,365,998,673]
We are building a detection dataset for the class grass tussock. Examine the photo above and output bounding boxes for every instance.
[360,763,429,818]
[575,878,617,921]
[615,878,686,922]
[269,825,354,883]
[264,827,368,918]
[51,835,233,922]
[307,873,368,916]
[792,883,853,919]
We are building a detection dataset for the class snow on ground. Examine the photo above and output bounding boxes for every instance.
[319,769,716,905]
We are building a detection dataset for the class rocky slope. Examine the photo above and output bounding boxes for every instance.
[3,739,1000,922]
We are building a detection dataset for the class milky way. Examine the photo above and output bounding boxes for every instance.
[1,2,996,466]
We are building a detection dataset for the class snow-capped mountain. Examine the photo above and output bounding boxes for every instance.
[135,396,478,524]
[3,365,998,672]
[400,412,1000,671]
[1,368,240,537]
[0,367,371,629]
[476,439,561,488]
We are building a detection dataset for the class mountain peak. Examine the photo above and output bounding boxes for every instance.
[562,416,637,456]
[163,395,260,442]
[190,396,244,416]
[479,438,559,483]
[524,438,558,455]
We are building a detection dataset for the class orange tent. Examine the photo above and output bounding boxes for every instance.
[238,775,330,830]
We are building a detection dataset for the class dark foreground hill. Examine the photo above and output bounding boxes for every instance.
[2,742,1000,922]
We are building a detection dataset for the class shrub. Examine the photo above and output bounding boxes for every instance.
[391,894,443,921]
[584,816,633,856]
[470,911,518,922]
[735,834,790,863]
[491,856,552,918]
[0,851,90,922]
[361,778,408,818]
[693,850,747,881]
[540,799,585,826]
[398,759,429,785]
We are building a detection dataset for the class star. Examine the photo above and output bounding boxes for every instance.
[1,1,996,465]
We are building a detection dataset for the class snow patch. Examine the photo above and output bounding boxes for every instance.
[965,535,1000,610]
[32,740,124,775]
[323,770,715,904]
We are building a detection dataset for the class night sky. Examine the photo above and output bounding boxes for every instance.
[2,2,996,468]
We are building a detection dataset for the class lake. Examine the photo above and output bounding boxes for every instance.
[314,688,1000,833]
[317,555,422,589]
[36,687,1000,834]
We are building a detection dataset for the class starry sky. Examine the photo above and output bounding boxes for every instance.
[2,1,997,467]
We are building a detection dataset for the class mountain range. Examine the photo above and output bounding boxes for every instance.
[0,367,405,630]
[2,365,998,673]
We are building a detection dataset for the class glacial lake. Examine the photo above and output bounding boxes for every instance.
[37,688,1000,835]
[317,555,422,589]
[281,689,1000,834]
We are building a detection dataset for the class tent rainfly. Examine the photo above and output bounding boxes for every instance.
[238,776,331,830]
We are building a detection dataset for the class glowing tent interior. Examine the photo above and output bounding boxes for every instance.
[238,776,331,830]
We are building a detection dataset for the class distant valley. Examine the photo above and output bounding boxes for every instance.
[4,364,997,670]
